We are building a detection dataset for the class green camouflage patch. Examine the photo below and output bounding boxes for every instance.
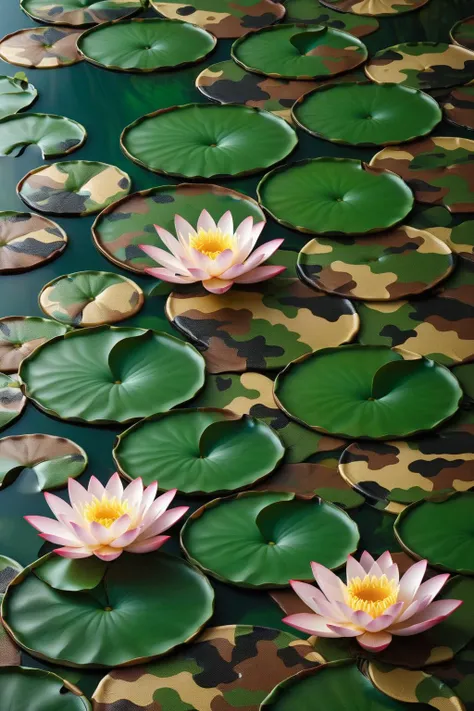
[298,226,454,301]
[0,112,86,158]
[0,211,67,274]
[284,0,378,35]
[166,279,359,373]
[0,27,83,68]
[429,639,474,711]
[18,161,131,216]
[0,373,25,432]
[365,42,474,90]
[451,16,474,51]
[443,84,474,130]
[409,204,474,264]
[93,625,322,711]
[368,661,465,709]
[39,271,144,327]
[0,74,37,120]
[319,0,428,15]
[20,0,143,26]
[370,137,474,213]
[0,316,69,373]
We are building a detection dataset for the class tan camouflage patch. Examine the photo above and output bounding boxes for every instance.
[0,27,83,68]
[368,662,465,710]
[0,373,25,432]
[319,0,428,15]
[0,316,69,373]
[0,211,67,274]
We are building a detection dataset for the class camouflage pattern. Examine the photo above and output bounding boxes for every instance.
[319,0,428,15]
[20,0,143,26]
[18,161,131,216]
[443,84,474,130]
[0,556,22,667]
[370,137,474,213]
[0,373,25,432]
[150,0,285,39]
[368,662,465,710]
[0,74,37,120]
[357,258,474,366]
[0,555,22,595]
[452,362,474,406]
[0,211,67,274]
[451,16,474,51]
[0,113,86,159]
[409,204,474,264]
[0,316,69,373]
[93,625,322,711]
[39,271,144,327]
[430,639,474,711]
[0,27,83,69]
[298,227,454,301]
[365,42,474,90]
[166,279,359,373]
[284,0,379,36]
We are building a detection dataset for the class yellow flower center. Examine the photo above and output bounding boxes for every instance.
[83,496,129,528]
[347,575,399,617]
[189,228,234,259]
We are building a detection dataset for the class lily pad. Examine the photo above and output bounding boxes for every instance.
[319,0,429,15]
[0,27,83,69]
[39,271,144,327]
[232,24,368,80]
[19,326,205,425]
[3,551,214,668]
[257,159,414,236]
[409,204,474,264]
[18,161,132,217]
[0,434,88,491]
[166,279,359,373]
[0,113,86,158]
[0,555,22,593]
[395,492,474,575]
[20,0,144,26]
[114,408,285,496]
[284,0,379,36]
[121,103,298,179]
[274,345,463,439]
[181,491,359,588]
[0,316,69,374]
[0,373,26,432]
[442,85,474,131]
[451,16,474,50]
[0,667,91,711]
[0,212,68,274]
[77,18,216,72]
[0,74,37,120]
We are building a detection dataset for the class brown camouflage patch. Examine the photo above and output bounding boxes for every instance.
[0,211,67,274]
[0,373,26,432]
[451,16,474,51]
[443,84,474,130]
[0,27,83,68]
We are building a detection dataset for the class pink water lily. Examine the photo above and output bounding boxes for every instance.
[284,551,461,652]
[25,473,188,562]
[139,209,285,295]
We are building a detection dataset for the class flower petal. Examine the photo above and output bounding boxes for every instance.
[376,551,394,575]
[217,211,233,236]
[141,506,189,539]
[364,602,404,632]
[126,534,170,553]
[139,482,158,517]
[398,560,428,605]
[283,614,341,637]
[154,225,187,260]
[141,489,177,528]
[235,215,254,244]
[44,492,77,523]
[197,210,217,232]
[414,574,450,605]
[123,477,143,510]
[290,580,324,615]
[326,624,361,638]
[209,249,235,277]
[105,472,124,500]
[233,265,286,284]
[144,267,197,284]
[175,215,197,244]
[311,562,346,603]
[54,547,92,559]
[203,277,234,294]
[139,245,189,274]
[25,515,74,541]
[109,527,140,548]
[87,476,105,499]
[68,478,91,510]
[346,554,366,582]
[360,551,375,573]
[94,547,123,562]
[357,631,392,652]
[108,513,132,540]
[391,599,462,636]
[69,521,97,546]
[89,521,112,545]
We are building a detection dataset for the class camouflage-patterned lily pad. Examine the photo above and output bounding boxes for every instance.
[293,82,442,146]
[0,316,69,374]
[181,491,359,587]
[0,74,37,120]
[19,326,205,425]
[0,373,25,432]
[77,18,216,72]
[0,212,67,274]
[92,183,265,274]
[92,625,322,711]
[0,27,83,68]
[409,204,474,264]
[370,137,474,213]
[0,433,88,490]
[0,667,92,711]
[20,0,144,26]
[442,84,474,130]
[319,0,429,15]
[0,113,86,158]
[274,345,463,439]
[257,159,414,236]
[395,491,474,575]
[231,24,368,81]
[284,0,379,36]
[356,258,474,366]
[121,104,298,179]
[149,0,285,39]
[429,639,474,711]
[39,271,144,327]
[297,226,454,301]
[114,408,285,496]
[18,161,131,217]
[452,362,474,404]
[365,42,474,91]
[451,16,474,51]
[166,279,359,373]
[0,555,22,594]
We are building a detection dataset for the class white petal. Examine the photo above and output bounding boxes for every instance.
[197,210,217,232]
[398,560,428,606]
[346,555,366,583]
[217,210,233,236]
[123,477,144,510]
[311,562,346,603]
[175,215,196,244]
[154,225,187,259]
[105,473,123,500]
[360,551,376,573]
[87,476,105,499]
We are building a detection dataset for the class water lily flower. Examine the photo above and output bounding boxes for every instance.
[284,551,462,652]
[139,209,285,295]
[25,473,188,562]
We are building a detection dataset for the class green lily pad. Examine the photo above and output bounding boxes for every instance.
[274,345,463,439]
[0,555,22,593]
[0,27,83,69]
[395,492,474,575]
[92,183,265,274]
[293,83,442,146]
[121,103,298,179]
[33,555,107,593]
[0,211,68,275]
[0,434,88,491]
[19,326,205,425]
[0,74,37,120]
[232,24,368,80]
[284,0,379,36]
[0,373,26,432]
[2,551,214,668]
[77,18,216,72]
[319,0,429,15]
[257,159,414,236]
[0,113,86,158]
[181,491,359,588]
[452,362,474,405]
[451,16,474,50]
[114,408,285,496]
[20,0,143,26]
[0,667,91,711]
[0,316,70,374]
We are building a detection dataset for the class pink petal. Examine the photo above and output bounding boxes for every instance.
[107,513,131,540]
[25,515,74,541]
[126,534,169,553]
[44,492,77,523]
[398,560,428,606]
[283,613,341,637]
[346,554,366,582]
[54,547,92,559]
[209,248,235,276]
[70,521,97,546]
[144,267,197,284]
[217,211,233,235]
[223,239,284,279]
[105,472,123,500]
[414,574,450,605]
[384,563,400,584]
[189,248,214,274]
[396,597,426,623]
[364,602,404,632]
[139,482,158,517]
[234,215,254,244]
[326,624,361,638]
[187,267,211,280]
[154,225,187,260]
[357,631,392,652]
[311,562,346,603]
[360,551,375,573]
[141,506,188,539]
[175,215,197,244]
[87,476,105,499]
[90,521,112,545]
[38,532,80,546]
[391,599,462,636]
[368,561,384,579]
[142,489,177,528]
[197,209,217,232]
[350,609,373,628]
[139,245,189,274]
[233,265,286,284]
[290,580,323,615]
[68,478,91,509]
[123,477,143,510]
[94,547,123,562]
[376,551,394,575]
[109,527,140,548]
[203,277,234,294]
